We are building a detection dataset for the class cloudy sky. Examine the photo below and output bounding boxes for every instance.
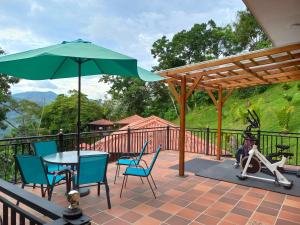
[0,0,245,100]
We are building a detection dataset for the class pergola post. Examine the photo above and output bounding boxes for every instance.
[179,76,187,176]
[206,88,233,160]
[217,86,223,160]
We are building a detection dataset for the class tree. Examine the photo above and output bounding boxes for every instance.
[9,100,43,137]
[233,10,272,51]
[41,90,104,134]
[151,20,237,71]
[151,10,272,111]
[99,76,150,118]
[98,10,272,121]
[0,47,19,130]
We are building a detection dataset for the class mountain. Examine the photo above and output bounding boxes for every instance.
[0,91,58,137]
[12,91,57,106]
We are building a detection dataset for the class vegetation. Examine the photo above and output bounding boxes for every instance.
[100,10,272,122]
[177,82,300,133]
[0,48,19,130]
[40,90,104,134]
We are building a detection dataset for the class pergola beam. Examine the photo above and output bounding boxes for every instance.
[160,43,300,77]
[161,42,300,170]
[167,80,181,104]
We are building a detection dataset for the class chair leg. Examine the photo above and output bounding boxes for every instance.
[114,164,119,184]
[97,182,100,196]
[117,164,121,177]
[140,177,144,184]
[48,185,54,201]
[150,174,157,189]
[41,184,45,197]
[120,175,127,198]
[146,176,156,199]
[105,182,111,209]
[125,175,129,188]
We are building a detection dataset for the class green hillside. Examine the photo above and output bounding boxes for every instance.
[174,82,300,132]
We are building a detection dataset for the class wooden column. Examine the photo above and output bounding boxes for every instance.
[179,76,187,176]
[217,86,223,160]
[206,88,233,160]
[167,76,201,177]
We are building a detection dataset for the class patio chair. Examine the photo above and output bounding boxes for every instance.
[73,154,111,209]
[120,145,161,199]
[114,141,148,184]
[32,140,66,173]
[15,155,70,201]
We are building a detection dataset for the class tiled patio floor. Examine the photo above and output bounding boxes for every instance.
[25,151,300,225]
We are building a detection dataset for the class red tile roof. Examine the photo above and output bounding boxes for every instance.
[89,115,219,154]
[114,114,143,125]
[89,119,114,126]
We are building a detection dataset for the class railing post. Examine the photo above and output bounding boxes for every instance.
[127,127,131,153]
[58,129,64,152]
[206,127,210,155]
[14,145,17,184]
[166,126,170,150]
[257,129,261,150]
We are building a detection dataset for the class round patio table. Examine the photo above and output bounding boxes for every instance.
[43,150,109,196]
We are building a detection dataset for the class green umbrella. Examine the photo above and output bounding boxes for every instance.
[0,39,163,156]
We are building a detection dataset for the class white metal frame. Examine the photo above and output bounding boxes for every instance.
[239,145,292,187]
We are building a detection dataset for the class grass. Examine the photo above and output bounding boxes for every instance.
[172,82,300,165]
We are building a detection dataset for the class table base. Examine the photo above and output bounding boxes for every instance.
[79,187,90,197]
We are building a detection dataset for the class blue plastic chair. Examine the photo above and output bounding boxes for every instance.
[32,140,65,173]
[120,145,161,198]
[114,141,148,184]
[73,154,111,209]
[15,155,70,200]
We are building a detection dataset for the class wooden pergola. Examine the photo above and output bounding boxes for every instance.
[158,42,300,176]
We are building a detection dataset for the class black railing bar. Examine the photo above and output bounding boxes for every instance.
[0,195,46,225]
[0,179,64,220]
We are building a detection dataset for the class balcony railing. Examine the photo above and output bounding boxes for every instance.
[1,126,300,183]
[0,178,90,225]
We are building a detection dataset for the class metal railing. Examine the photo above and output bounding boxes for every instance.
[1,126,300,182]
[0,178,90,225]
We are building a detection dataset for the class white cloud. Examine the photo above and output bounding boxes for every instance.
[29,1,45,14]
[1,0,246,98]
[0,28,50,54]
[11,77,111,100]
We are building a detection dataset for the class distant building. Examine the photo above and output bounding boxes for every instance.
[114,114,143,127]
[88,119,114,131]
[88,115,216,153]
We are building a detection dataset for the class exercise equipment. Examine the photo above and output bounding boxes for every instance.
[237,110,294,189]
[238,144,293,189]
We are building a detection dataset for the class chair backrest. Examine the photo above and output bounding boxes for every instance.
[136,141,149,163]
[15,155,49,185]
[78,154,109,185]
[148,145,162,173]
[33,140,58,157]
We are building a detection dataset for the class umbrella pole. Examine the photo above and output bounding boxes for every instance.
[76,59,89,197]
[77,60,82,158]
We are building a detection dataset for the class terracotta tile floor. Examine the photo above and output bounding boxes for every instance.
[24,151,300,225]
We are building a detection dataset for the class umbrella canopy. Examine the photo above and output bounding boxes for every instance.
[0,39,163,156]
[0,39,163,81]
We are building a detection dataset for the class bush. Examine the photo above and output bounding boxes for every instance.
[282,83,291,90]
[297,83,300,91]
[292,92,300,104]
[275,105,294,131]
[283,94,293,102]
[234,85,269,99]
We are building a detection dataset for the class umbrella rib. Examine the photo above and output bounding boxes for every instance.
[50,57,69,79]
[92,59,105,74]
